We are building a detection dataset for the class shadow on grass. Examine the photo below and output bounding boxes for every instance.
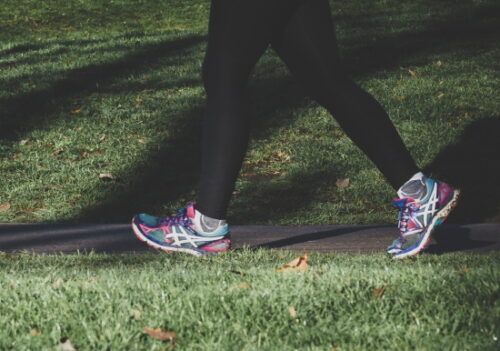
[424,117,500,223]
[427,224,496,254]
[0,33,206,140]
[2,1,498,228]
[76,2,500,224]
[73,74,314,222]
[345,3,500,77]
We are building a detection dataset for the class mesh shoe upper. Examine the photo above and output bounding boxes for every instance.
[132,202,230,255]
[388,172,455,256]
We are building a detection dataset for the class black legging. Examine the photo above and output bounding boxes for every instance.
[196,0,419,219]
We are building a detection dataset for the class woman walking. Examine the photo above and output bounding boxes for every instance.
[131,0,460,259]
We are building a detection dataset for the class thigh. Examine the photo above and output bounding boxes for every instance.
[203,0,275,84]
[269,0,344,101]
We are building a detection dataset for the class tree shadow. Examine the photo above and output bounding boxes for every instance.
[0,33,206,141]
[74,1,499,224]
[2,1,498,226]
[73,74,310,222]
[424,117,500,223]
[344,2,500,77]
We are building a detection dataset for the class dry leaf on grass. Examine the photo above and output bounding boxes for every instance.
[19,139,29,145]
[52,278,64,288]
[98,173,115,181]
[70,107,82,115]
[335,178,350,189]
[277,254,308,272]
[234,282,251,290]
[143,327,176,342]
[52,148,64,156]
[30,328,40,336]
[408,69,417,78]
[457,266,469,275]
[0,203,11,213]
[58,337,77,351]
[437,92,445,99]
[99,134,106,142]
[131,309,141,320]
[372,286,387,298]
[288,306,297,319]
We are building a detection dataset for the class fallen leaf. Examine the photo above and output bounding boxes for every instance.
[437,92,445,99]
[234,282,251,290]
[229,269,246,276]
[457,266,469,275]
[0,203,11,213]
[58,337,77,351]
[288,306,297,318]
[408,69,417,78]
[70,107,82,115]
[19,139,29,145]
[52,148,64,156]
[138,138,147,144]
[52,278,64,288]
[99,134,106,142]
[335,178,350,189]
[131,309,141,320]
[436,60,443,67]
[277,254,308,272]
[372,286,387,298]
[98,173,115,181]
[274,150,291,162]
[143,327,176,342]
[30,328,40,336]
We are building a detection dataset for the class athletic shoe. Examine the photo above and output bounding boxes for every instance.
[131,202,230,256]
[387,172,460,259]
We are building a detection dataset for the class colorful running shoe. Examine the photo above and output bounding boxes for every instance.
[132,202,230,256]
[387,172,460,259]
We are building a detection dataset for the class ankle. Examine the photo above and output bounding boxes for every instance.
[192,207,228,236]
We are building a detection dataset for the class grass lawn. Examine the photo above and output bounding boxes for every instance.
[1,2,499,348]
[0,251,498,350]
[0,0,499,225]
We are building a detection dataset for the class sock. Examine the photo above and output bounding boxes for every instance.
[191,208,227,236]
[397,171,428,200]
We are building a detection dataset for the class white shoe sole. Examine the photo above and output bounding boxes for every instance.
[131,220,206,257]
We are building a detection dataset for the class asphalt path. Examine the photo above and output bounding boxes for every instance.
[0,223,498,254]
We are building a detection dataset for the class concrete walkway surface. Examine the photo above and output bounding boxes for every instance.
[0,223,498,254]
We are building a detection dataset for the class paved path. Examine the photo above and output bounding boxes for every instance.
[0,223,498,254]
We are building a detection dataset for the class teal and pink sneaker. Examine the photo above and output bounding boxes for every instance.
[132,202,230,256]
[387,172,460,259]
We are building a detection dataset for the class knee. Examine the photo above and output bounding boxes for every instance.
[201,54,248,96]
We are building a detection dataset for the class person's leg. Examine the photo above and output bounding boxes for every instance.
[269,0,419,189]
[195,0,280,219]
[132,0,284,255]
[269,0,459,259]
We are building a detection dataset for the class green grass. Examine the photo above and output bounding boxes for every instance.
[1,3,499,349]
[1,0,499,225]
[0,251,498,350]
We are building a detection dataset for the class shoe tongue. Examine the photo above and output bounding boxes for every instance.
[392,197,410,210]
[186,203,196,219]
[397,172,427,200]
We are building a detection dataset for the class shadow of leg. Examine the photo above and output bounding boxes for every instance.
[424,117,500,223]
